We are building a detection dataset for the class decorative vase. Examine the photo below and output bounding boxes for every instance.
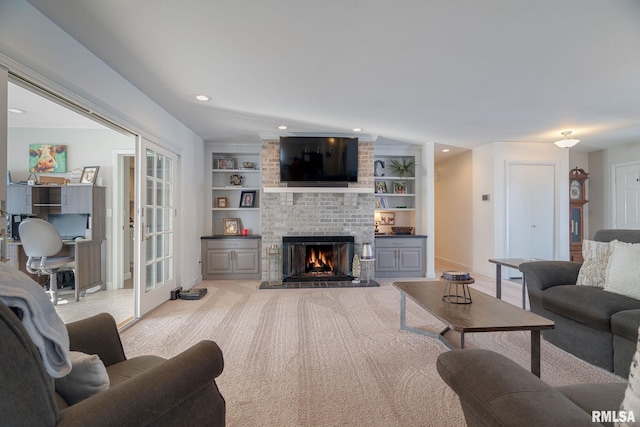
[361,243,373,259]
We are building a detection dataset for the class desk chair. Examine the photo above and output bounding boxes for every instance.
[18,218,75,306]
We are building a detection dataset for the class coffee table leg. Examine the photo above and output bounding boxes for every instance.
[531,329,541,377]
[399,292,454,350]
[496,264,502,300]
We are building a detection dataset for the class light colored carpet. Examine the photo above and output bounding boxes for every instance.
[120,279,624,427]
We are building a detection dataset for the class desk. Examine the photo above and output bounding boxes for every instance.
[6,239,104,301]
[488,258,541,309]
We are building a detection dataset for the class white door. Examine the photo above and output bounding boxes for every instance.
[507,163,555,277]
[135,139,178,316]
[615,162,640,229]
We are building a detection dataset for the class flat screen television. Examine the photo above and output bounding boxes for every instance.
[280,136,358,186]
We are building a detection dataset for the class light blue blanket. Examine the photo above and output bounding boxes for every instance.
[0,262,71,377]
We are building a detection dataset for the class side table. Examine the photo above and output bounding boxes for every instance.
[440,277,475,304]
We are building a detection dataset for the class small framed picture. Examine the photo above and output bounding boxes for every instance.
[379,212,395,225]
[216,197,228,208]
[393,181,407,194]
[223,218,242,235]
[379,197,388,208]
[375,181,388,194]
[374,198,381,209]
[240,190,256,208]
[80,166,100,185]
[217,158,235,169]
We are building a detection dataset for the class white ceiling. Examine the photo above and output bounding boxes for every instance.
[22,0,640,157]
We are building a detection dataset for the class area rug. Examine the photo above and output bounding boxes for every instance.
[120,279,624,427]
[259,280,380,289]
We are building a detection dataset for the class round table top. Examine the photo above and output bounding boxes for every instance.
[439,276,475,285]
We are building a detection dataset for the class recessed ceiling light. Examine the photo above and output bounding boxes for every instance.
[442,148,451,153]
[8,108,25,114]
[278,125,288,130]
[195,95,210,101]
[352,128,363,132]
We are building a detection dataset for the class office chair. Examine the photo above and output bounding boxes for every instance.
[18,218,76,306]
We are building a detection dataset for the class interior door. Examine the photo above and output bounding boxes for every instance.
[614,162,640,229]
[136,139,178,316]
[507,163,555,277]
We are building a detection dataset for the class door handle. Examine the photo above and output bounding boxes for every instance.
[141,222,150,241]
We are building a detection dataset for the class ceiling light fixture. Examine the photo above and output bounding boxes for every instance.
[278,125,288,130]
[554,131,580,148]
[8,108,25,114]
[442,148,450,153]
[352,128,363,132]
[195,95,210,101]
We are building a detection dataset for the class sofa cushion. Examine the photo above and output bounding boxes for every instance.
[55,351,110,405]
[576,239,614,287]
[612,310,640,342]
[604,241,640,300]
[541,286,640,331]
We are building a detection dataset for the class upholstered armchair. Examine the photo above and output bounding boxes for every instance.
[0,301,225,426]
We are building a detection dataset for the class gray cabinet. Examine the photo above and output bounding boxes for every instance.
[374,236,426,278]
[201,237,261,280]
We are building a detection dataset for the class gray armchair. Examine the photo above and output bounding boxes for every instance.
[437,348,626,426]
[0,301,225,426]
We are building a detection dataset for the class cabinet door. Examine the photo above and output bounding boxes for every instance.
[63,186,93,214]
[7,186,31,214]
[398,248,423,272]
[234,249,259,274]
[375,248,399,271]
[205,249,234,275]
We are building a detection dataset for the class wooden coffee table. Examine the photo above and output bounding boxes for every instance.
[394,281,554,377]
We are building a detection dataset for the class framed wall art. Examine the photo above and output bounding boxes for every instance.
[240,190,256,208]
[223,218,242,235]
[216,197,228,208]
[217,158,235,169]
[80,166,100,185]
[29,144,67,173]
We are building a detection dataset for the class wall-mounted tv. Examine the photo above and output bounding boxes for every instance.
[279,136,358,186]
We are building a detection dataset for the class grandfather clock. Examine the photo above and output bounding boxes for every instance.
[569,167,589,262]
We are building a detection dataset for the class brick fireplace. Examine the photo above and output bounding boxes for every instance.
[282,235,354,282]
[260,139,375,280]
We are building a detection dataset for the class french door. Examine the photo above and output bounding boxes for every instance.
[136,138,178,316]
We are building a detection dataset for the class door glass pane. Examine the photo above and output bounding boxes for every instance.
[146,178,155,205]
[145,264,155,292]
[146,149,155,177]
[156,207,164,233]
[146,235,155,263]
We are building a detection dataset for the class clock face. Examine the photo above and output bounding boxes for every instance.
[570,180,582,200]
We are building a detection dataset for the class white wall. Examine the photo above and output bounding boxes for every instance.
[0,0,205,294]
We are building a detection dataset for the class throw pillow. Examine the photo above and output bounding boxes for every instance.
[576,239,615,287]
[55,351,109,404]
[617,327,640,426]
[604,241,640,300]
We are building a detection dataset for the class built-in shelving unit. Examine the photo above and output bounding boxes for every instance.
[373,154,417,234]
[207,147,262,235]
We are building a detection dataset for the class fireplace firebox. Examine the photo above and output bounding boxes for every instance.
[282,236,354,282]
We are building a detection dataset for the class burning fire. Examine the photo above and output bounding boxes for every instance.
[307,248,334,272]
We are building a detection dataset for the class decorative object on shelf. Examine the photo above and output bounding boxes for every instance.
[388,157,414,178]
[217,157,235,169]
[441,271,475,304]
[241,162,256,169]
[361,242,374,259]
[352,254,361,280]
[374,160,385,177]
[26,173,38,186]
[223,218,242,235]
[391,226,413,235]
[229,174,245,186]
[29,144,67,173]
[393,181,407,194]
[216,197,228,208]
[240,190,256,207]
[80,166,100,185]
[379,212,395,225]
[69,168,83,183]
[374,212,381,233]
[375,181,388,194]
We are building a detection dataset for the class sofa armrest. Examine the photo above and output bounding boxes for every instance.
[56,340,224,427]
[437,349,594,426]
[519,260,581,292]
[65,313,126,366]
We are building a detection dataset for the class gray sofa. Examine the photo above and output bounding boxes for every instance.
[520,229,640,377]
[437,348,627,426]
[0,301,226,426]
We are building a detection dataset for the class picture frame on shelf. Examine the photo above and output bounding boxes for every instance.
[377,197,388,209]
[80,166,100,185]
[240,190,256,208]
[217,157,235,169]
[393,181,407,194]
[374,198,381,209]
[375,181,388,194]
[223,218,242,235]
[216,197,228,208]
[379,212,395,225]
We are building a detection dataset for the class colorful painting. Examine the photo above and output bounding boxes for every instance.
[29,144,67,173]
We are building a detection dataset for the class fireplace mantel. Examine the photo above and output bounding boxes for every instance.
[263,187,374,194]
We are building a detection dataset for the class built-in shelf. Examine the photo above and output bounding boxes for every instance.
[263,187,374,193]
